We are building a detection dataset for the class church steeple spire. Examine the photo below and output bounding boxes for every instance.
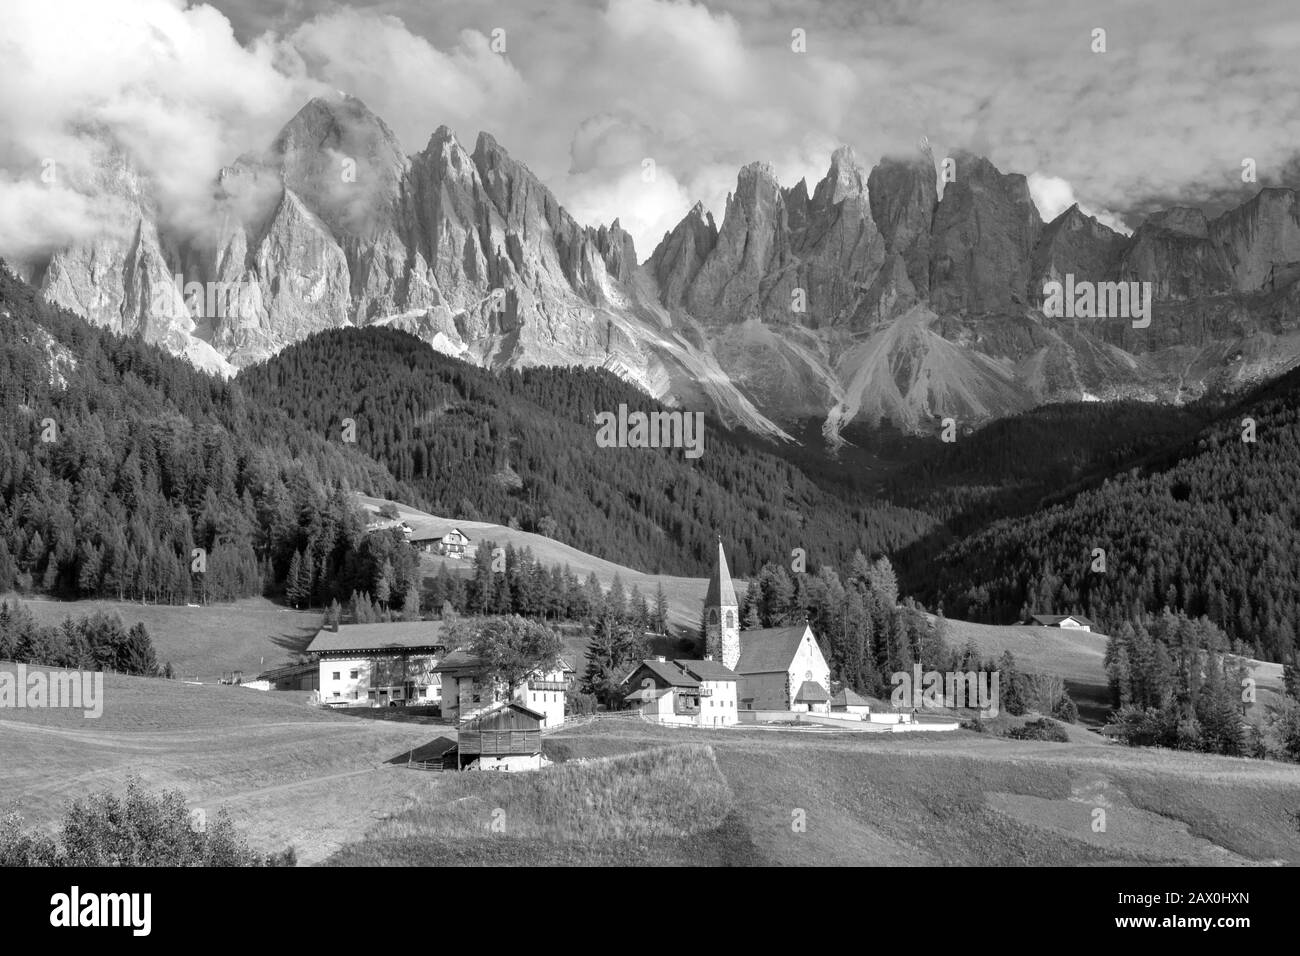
[704,535,737,608]
[704,536,740,670]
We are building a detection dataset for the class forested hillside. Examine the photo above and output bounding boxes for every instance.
[0,263,419,605]
[925,369,1300,662]
[236,326,934,576]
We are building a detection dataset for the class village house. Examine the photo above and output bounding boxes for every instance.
[306,621,447,707]
[703,540,833,713]
[408,527,473,558]
[621,656,740,726]
[433,648,573,727]
[1030,613,1094,632]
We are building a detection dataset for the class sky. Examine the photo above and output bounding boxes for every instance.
[2,0,1299,263]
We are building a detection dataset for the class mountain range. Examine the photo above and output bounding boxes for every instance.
[18,92,1300,441]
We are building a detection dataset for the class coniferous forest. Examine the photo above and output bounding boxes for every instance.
[4,258,1300,665]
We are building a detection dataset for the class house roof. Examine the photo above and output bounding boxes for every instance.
[674,658,739,682]
[795,680,830,702]
[430,647,482,672]
[1030,614,1094,627]
[734,624,813,674]
[830,688,871,707]
[626,659,700,688]
[704,539,738,608]
[306,621,449,655]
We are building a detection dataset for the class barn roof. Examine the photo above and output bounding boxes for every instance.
[734,624,812,674]
[830,688,871,707]
[463,701,546,725]
[307,621,449,655]
[704,539,738,608]
[674,659,739,681]
[795,680,830,702]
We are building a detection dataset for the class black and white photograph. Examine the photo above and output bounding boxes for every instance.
[0,0,1293,930]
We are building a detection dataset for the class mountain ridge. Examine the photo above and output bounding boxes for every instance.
[18,92,1300,441]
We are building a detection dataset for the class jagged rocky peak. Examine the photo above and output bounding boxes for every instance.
[867,149,937,292]
[260,92,408,239]
[648,201,719,309]
[929,150,1042,315]
[1032,203,1127,288]
[591,218,638,284]
[819,145,868,204]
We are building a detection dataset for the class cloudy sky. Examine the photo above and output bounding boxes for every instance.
[3,0,1299,262]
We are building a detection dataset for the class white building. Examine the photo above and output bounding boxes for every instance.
[1030,614,1093,632]
[307,621,448,707]
[704,540,833,713]
[622,657,740,726]
[433,648,573,727]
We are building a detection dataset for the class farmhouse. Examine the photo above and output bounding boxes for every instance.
[1030,613,1094,632]
[433,648,573,727]
[306,621,448,707]
[454,701,546,772]
[704,540,832,712]
[409,527,472,558]
[621,656,739,726]
[830,687,872,716]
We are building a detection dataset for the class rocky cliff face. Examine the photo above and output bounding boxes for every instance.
[26,94,1300,441]
[929,151,1042,315]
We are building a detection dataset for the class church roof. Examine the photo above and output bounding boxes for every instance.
[795,680,830,702]
[704,539,738,608]
[734,624,812,675]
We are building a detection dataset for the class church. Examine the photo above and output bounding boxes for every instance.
[704,539,833,713]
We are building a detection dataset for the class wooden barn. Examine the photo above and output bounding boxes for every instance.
[456,701,547,772]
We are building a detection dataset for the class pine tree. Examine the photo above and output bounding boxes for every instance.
[285,551,305,609]
[653,583,669,634]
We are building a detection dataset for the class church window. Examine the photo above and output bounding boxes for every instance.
[725,611,735,628]
[708,608,718,624]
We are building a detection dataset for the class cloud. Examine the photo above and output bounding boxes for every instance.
[4,0,1300,269]
[1028,173,1131,235]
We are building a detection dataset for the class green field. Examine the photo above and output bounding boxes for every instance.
[2,595,324,683]
[327,719,1300,866]
[0,668,437,864]
[5,666,1298,867]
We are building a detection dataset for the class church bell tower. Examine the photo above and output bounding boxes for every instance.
[704,536,740,670]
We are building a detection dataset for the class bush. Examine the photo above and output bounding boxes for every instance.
[961,715,986,733]
[1051,693,1079,724]
[0,778,295,867]
[1003,718,1069,742]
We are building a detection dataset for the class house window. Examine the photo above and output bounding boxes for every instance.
[332,672,340,681]
[350,669,358,679]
